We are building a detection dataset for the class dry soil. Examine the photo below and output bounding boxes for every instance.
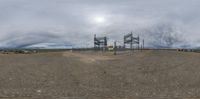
[0,50,200,99]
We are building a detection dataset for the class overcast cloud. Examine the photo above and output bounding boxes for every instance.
[0,0,199,48]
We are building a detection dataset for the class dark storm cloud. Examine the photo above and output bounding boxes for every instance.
[0,0,199,48]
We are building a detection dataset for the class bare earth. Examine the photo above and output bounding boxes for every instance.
[0,50,200,99]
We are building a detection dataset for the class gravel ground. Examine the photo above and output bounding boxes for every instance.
[0,50,200,99]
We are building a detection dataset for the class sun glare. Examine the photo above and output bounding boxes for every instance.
[94,16,106,24]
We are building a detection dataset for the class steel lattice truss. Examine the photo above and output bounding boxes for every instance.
[124,33,140,49]
[94,34,107,49]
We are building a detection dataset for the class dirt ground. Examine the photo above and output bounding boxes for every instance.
[0,50,200,99]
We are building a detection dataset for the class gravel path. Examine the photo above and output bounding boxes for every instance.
[0,50,200,99]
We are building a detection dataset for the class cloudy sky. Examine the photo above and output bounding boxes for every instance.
[0,0,200,48]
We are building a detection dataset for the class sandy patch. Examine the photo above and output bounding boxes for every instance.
[63,52,114,63]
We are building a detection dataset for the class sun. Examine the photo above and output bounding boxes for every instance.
[94,16,106,24]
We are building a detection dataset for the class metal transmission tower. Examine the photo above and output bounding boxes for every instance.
[94,34,107,51]
[133,35,140,50]
[124,33,133,49]
[124,32,140,50]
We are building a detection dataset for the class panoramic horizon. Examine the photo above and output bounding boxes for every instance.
[1,1,200,99]
[0,0,200,48]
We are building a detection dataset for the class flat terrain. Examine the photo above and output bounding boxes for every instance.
[0,50,200,99]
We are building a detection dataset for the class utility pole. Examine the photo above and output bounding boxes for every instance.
[143,39,144,49]
[123,35,126,49]
[130,32,133,50]
[114,41,117,55]
[138,35,140,50]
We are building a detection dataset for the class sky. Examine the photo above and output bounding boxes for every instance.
[0,0,200,48]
